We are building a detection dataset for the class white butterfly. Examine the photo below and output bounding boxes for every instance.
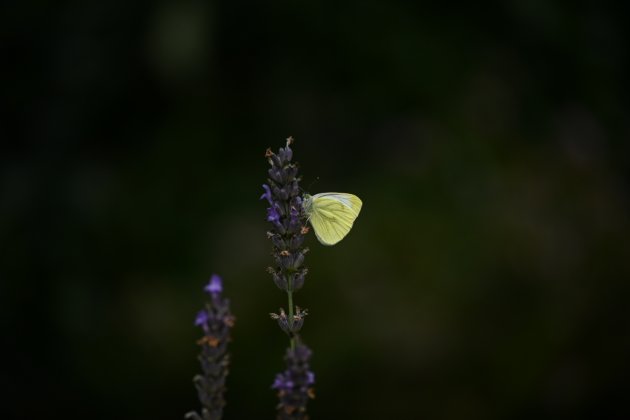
[303,193,363,245]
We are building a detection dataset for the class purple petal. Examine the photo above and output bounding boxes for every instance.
[289,205,300,226]
[267,205,281,223]
[204,274,223,295]
[272,374,294,390]
[260,184,273,204]
[306,371,315,385]
[195,309,208,326]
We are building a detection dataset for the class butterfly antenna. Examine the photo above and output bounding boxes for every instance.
[303,176,320,194]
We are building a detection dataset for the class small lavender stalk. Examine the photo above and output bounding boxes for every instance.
[262,137,315,418]
[272,343,316,420]
[261,137,310,343]
[186,275,235,420]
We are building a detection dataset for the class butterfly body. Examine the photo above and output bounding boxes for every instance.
[303,193,362,246]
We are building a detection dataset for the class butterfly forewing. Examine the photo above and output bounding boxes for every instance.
[309,193,362,245]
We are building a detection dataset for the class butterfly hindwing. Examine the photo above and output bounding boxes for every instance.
[308,193,362,246]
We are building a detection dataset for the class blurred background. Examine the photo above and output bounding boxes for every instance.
[3,0,630,418]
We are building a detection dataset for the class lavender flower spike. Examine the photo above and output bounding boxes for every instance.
[264,138,316,419]
[186,275,235,420]
[262,137,309,294]
[273,343,315,419]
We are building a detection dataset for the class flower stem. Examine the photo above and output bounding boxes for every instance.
[287,290,295,350]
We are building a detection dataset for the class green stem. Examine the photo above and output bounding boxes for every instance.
[287,290,295,350]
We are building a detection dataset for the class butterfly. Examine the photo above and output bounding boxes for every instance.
[302,193,363,246]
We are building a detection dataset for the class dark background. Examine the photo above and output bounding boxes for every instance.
[3,1,630,419]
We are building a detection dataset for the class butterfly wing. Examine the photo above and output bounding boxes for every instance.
[309,193,362,246]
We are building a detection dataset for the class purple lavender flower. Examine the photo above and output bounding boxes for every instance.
[204,274,223,295]
[261,184,273,204]
[263,138,316,419]
[270,307,308,337]
[186,276,235,420]
[272,343,315,419]
[262,137,309,294]
[306,371,315,386]
[195,309,210,334]
[267,204,282,224]
[272,374,294,391]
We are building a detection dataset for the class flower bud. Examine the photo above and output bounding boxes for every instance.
[289,180,300,197]
[284,143,293,161]
[271,235,286,249]
[270,153,282,167]
[273,272,287,290]
[292,269,307,290]
[268,168,283,183]
[285,165,297,182]
[292,251,305,269]
[289,234,304,249]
